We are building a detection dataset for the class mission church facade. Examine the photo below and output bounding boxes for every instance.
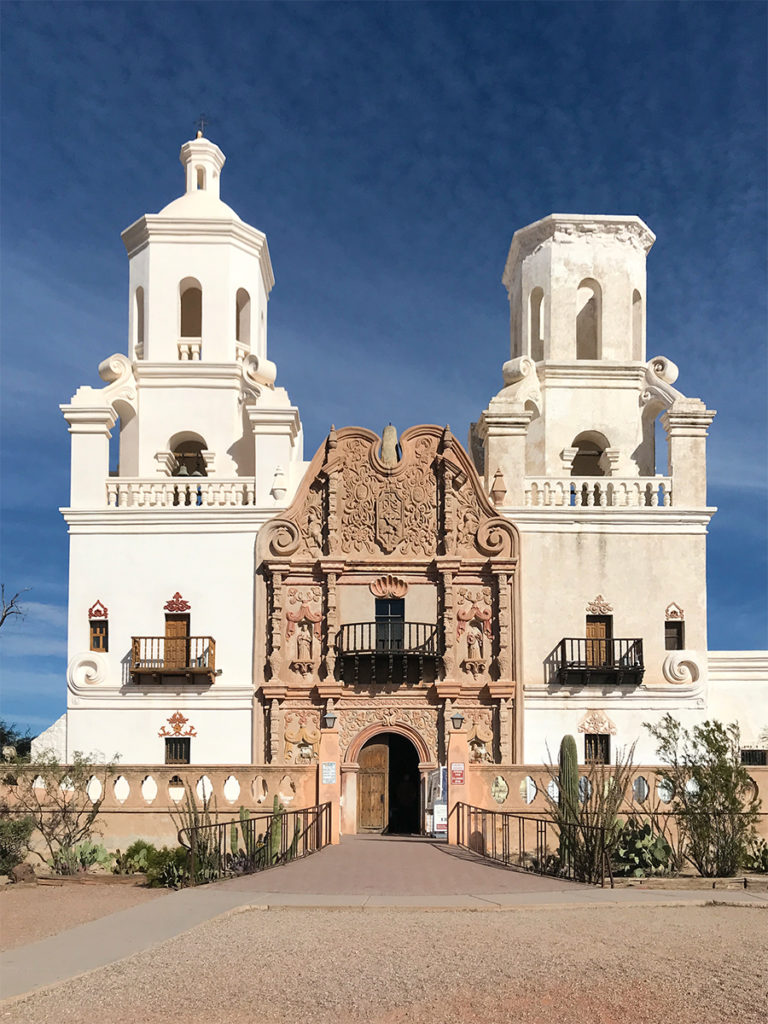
[34,134,766,836]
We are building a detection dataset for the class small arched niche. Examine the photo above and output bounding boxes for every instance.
[529,287,544,362]
[632,289,643,360]
[168,431,209,477]
[570,430,610,477]
[133,286,145,358]
[179,278,202,338]
[576,278,601,359]
[236,288,251,346]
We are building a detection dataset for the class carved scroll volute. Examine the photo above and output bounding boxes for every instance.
[496,572,511,680]
[269,572,284,679]
[441,570,456,679]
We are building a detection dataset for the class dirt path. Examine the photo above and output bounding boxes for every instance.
[5,903,767,1023]
[0,884,167,951]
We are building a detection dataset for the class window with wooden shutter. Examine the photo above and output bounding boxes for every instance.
[665,621,684,650]
[90,621,108,652]
[585,615,612,667]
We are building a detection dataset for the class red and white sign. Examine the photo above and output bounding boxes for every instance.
[450,762,465,785]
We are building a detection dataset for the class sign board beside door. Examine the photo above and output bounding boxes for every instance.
[450,762,465,785]
[321,761,337,785]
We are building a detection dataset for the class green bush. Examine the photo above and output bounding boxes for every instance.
[612,820,672,877]
[113,840,159,874]
[0,815,35,874]
[51,840,112,875]
[644,715,761,876]
[145,845,189,888]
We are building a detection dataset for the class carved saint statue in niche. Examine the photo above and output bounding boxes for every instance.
[296,621,313,662]
[466,622,484,660]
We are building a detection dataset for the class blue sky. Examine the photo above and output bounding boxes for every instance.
[1,1,766,735]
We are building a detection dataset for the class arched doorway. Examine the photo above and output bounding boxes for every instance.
[357,732,421,835]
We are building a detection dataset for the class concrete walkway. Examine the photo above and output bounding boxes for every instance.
[2,835,766,1001]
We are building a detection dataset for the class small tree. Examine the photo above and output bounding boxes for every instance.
[0,585,29,630]
[11,751,117,873]
[644,714,760,877]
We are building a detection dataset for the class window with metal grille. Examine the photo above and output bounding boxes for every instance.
[89,621,108,652]
[375,597,404,651]
[740,749,767,767]
[665,621,684,650]
[585,733,610,765]
[165,737,191,765]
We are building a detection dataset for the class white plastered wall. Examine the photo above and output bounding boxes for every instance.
[65,527,259,764]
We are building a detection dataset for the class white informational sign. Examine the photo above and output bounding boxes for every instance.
[321,761,337,785]
[433,803,448,835]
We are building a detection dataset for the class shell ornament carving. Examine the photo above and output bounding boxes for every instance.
[370,575,408,599]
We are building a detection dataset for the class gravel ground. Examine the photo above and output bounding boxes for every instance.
[4,904,767,1023]
[0,884,166,952]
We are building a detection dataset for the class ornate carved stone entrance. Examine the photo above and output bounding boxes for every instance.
[356,733,421,833]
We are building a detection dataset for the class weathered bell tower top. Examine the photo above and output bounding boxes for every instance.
[502,214,655,364]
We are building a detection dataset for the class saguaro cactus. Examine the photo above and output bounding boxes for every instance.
[558,734,579,868]
[269,794,284,864]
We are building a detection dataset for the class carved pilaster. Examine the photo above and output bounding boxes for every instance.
[499,697,513,763]
[269,571,284,680]
[324,571,338,681]
[496,572,511,680]
[269,698,282,764]
[440,569,456,680]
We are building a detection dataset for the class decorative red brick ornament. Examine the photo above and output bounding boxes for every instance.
[164,592,191,613]
[88,599,108,619]
[158,711,197,738]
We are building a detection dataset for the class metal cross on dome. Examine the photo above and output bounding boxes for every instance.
[194,114,210,138]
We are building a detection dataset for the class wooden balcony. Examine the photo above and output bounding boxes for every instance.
[130,636,216,684]
[548,637,644,687]
[336,622,440,686]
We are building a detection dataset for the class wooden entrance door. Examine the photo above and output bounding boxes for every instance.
[586,615,612,667]
[358,740,388,832]
[165,614,190,670]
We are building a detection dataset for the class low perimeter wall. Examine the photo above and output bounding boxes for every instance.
[2,762,767,850]
[458,764,768,841]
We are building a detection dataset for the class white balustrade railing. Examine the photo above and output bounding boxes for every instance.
[524,477,672,508]
[106,478,256,508]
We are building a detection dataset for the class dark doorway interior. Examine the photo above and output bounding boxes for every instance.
[387,733,420,835]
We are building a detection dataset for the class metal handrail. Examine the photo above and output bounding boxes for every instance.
[178,802,332,885]
[454,801,613,887]
[337,621,440,655]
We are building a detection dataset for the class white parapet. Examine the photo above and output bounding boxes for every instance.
[523,476,672,508]
[106,477,257,508]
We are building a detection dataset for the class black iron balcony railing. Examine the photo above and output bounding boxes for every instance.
[337,621,439,656]
[130,636,216,683]
[336,622,440,686]
[548,638,644,686]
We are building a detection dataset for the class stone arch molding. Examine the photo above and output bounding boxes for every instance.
[345,721,432,766]
[67,652,110,694]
